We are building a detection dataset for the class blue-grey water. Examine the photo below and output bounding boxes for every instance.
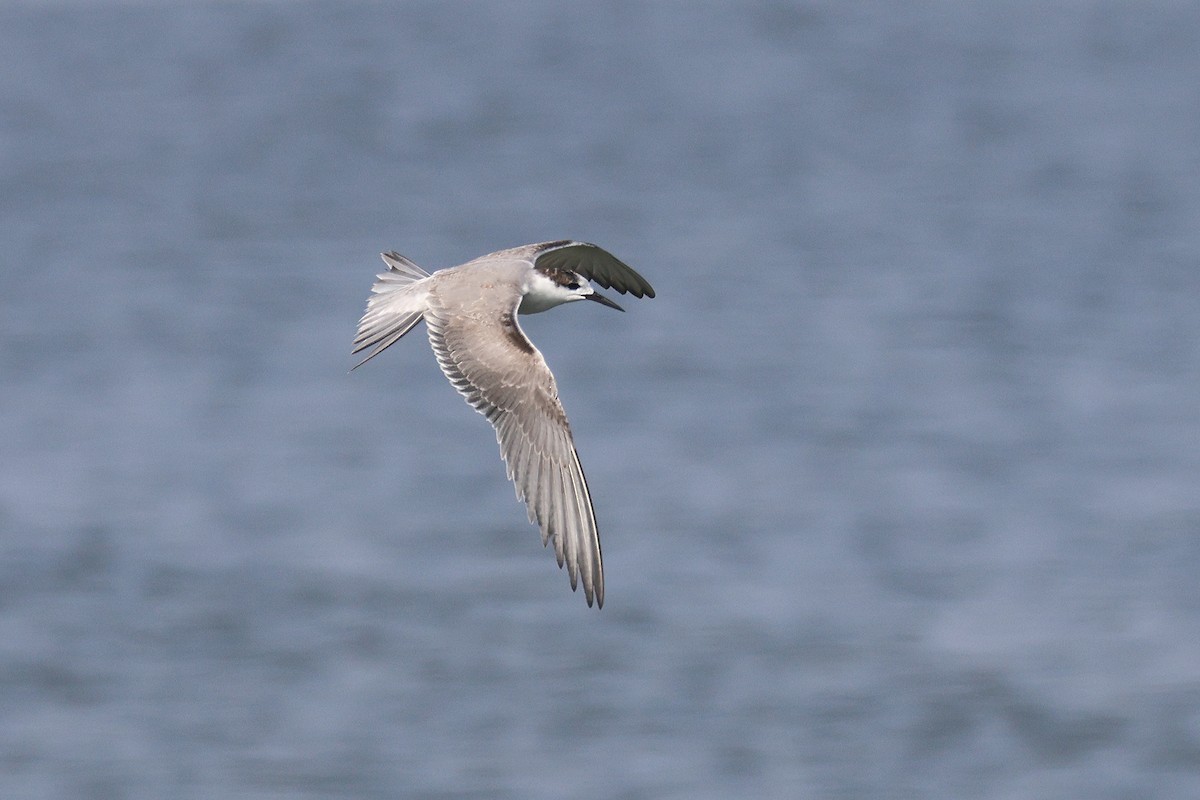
[3,2,1199,798]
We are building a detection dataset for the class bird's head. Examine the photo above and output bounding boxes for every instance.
[525,269,624,313]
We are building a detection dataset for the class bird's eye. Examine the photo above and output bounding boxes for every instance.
[566,282,580,291]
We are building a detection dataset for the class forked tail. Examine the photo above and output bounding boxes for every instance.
[374,251,430,286]
[351,251,433,369]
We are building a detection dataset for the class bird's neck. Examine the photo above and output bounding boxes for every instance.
[518,271,572,315]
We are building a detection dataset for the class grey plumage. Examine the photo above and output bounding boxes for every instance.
[352,241,655,607]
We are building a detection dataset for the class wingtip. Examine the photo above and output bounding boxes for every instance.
[579,582,602,609]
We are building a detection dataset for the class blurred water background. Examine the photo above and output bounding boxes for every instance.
[2,1,1199,797]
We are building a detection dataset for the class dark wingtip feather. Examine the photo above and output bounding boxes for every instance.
[534,241,656,300]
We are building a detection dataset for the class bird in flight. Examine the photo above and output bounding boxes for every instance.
[352,240,655,607]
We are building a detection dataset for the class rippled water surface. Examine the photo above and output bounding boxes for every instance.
[3,2,1199,798]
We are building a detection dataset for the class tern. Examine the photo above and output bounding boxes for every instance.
[352,240,655,608]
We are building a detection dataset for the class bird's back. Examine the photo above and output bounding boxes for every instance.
[426,255,531,318]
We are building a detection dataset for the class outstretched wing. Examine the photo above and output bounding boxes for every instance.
[533,241,656,298]
[424,290,605,608]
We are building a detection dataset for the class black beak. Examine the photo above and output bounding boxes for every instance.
[587,291,625,312]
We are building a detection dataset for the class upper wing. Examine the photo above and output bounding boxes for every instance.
[533,241,656,298]
[424,289,605,608]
